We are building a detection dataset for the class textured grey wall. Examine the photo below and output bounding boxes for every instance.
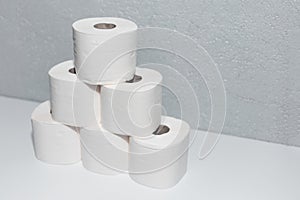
[0,0,299,146]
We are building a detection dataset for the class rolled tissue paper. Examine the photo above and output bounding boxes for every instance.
[101,67,162,137]
[80,126,129,175]
[129,116,190,189]
[49,60,100,127]
[72,17,137,84]
[31,101,81,164]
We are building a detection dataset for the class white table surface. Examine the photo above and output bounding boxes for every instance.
[0,95,299,200]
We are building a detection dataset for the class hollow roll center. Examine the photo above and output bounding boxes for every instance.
[126,75,142,83]
[93,23,116,29]
[153,125,170,135]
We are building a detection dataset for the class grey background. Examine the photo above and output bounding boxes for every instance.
[0,0,299,146]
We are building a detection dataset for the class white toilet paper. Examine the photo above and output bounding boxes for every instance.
[49,60,100,127]
[80,126,129,175]
[129,116,190,189]
[72,17,137,84]
[31,101,81,164]
[101,67,162,137]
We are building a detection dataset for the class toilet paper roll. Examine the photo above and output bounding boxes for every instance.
[101,67,162,137]
[129,116,190,189]
[72,17,137,84]
[49,60,100,127]
[80,126,129,175]
[31,101,81,164]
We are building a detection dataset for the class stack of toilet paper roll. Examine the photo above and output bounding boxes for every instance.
[31,17,190,189]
